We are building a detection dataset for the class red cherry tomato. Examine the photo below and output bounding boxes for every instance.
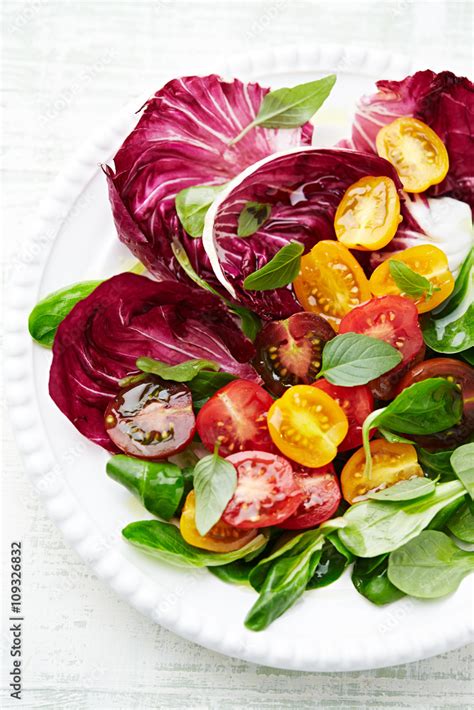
[313,379,374,451]
[104,376,195,459]
[339,295,424,400]
[196,380,275,457]
[222,451,303,529]
[278,464,341,530]
[396,358,474,450]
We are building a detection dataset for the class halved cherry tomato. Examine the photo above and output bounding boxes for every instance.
[278,464,341,530]
[334,176,401,251]
[254,312,335,395]
[376,117,449,193]
[104,376,195,459]
[339,295,424,400]
[396,358,474,450]
[196,380,274,457]
[293,240,371,331]
[313,379,374,451]
[341,440,424,504]
[369,245,454,313]
[267,385,348,467]
[222,451,303,529]
[180,491,257,551]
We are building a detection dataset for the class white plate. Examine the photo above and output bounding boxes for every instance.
[6,43,474,672]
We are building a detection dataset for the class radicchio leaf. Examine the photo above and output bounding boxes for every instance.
[49,273,259,451]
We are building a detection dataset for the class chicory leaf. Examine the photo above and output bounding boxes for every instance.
[389,259,438,299]
[136,356,220,382]
[367,477,435,502]
[237,202,271,238]
[176,184,227,238]
[318,333,402,386]
[243,241,304,291]
[193,451,237,535]
[451,443,474,500]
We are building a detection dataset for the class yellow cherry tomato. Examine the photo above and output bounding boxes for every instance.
[376,117,449,193]
[180,491,257,552]
[267,385,349,467]
[341,440,424,504]
[369,244,455,313]
[334,176,401,251]
[293,240,371,331]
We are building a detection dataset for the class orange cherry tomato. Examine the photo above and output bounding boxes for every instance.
[376,117,449,193]
[180,491,257,552]
[267,385,348,467]
[293,240,371,331]
[334,176,401,251]
[340,440,424,504]
[369,244,455,313]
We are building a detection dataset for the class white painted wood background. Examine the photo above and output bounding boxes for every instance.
[2,1,473,707]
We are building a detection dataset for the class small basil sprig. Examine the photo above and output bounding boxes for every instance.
[136,356,220,382]
[230,75,337,145]
[193,450,237,535]
[387,530,474,598]
[451,443,474,500]
[237,202,272,238]
[388,259,439,300]
[243,241,304,291]
[317,333,402,386]
[175,184,227,238]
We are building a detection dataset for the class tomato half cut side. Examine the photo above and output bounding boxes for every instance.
[334,176,401,251]
[313,379,374,451]
[104,376,196,459]
[396,358,474,450]
[341,440,424,504]
[376,117,449,193]
[339,295,424,400]
[254,312,336,395]
[267,385,348,467]
[222,451,303,529]
[293,240,371,331]
[180,491,258,551]
[196,380,275,457]
[278,464,341,530]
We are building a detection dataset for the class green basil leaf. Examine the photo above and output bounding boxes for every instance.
[388,259,438,299]
[338,480,466,557]
[123,519,268,567]
[231,75,336,145]
[378,429,414,445]
[193,452,237,535]
[446,501,474,543]
[387,530,474,598]
[136,356,220,382]
[175,184,226,238]
[451,443,474,500]
[418,447,457,480]
[209,560,254,586]
[28,280,102,347]
[188,371,236,411]
[237,202,271,238]
[351,554,405,605]
[367,477,436,502]
[306,535,353,590]
[243,241,304,291]
[318,333,402,386]
[228,304,262,341]
[106,455,184,520]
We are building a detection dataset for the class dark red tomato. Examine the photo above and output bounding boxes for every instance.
[278,464,341,530]
[104,376,195,459]
[339,295,424,400]
[312,379,374,451]
[396,358,474,450]
[254,312,336,395]
[196,380,274,457]
[223,451,303,529]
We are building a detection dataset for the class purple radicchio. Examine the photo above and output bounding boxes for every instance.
[49,273,259,451]
[202,147,403,319]
[104,75,313,288]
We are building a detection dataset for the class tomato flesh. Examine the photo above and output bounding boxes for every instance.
[278,464,341,530]
[222,451,303,529]
[104,376,195,459]
[396,358,474,450]
[254,312,336,395]
[339,295,424,400]
[313,379,374,451]
[196,379,274,457]
[334,176,401,251]
[376,117,449,193]
[180,491,257,551]
[341,440,424,504]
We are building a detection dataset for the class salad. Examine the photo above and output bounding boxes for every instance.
[29,69,474,631]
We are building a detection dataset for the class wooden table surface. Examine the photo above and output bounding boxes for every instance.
[2,1,473,707]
